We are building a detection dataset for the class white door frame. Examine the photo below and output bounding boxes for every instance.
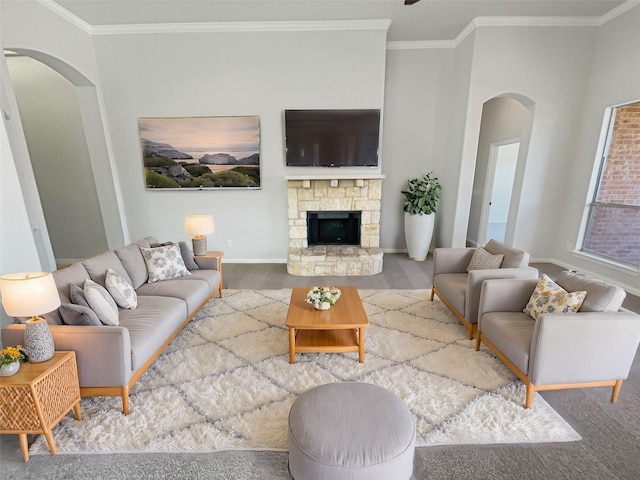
[478,137,520,245]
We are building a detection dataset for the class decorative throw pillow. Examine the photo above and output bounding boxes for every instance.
[59,303,102,326]
[140,244,191,283]
[84,279,119,326]
[523,274,587,320]
[178,241,199,271]
[105,268,137,309]
[69,283,90,307]
[466,246,504,271]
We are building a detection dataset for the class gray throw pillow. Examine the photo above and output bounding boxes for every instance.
[178,241,199,271]
[70,283,90,307]
[59,303,102,326]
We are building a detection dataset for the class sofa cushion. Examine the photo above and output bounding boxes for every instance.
[115,244,148,288]
[82,251,132,288]
[38,262,92,325]
[59,303,102,326]
[136,277,211,315]
[84,279,119,326]
[523,274,586,320]
[105,268,137,309]
[481,311,535,374]
[118,295,187,371]
[433,273,467,316]
[140,244,191,283]
[556,271,626,312]
[187,269,221,291]
[466,246,503,271]
[484,239,529,268]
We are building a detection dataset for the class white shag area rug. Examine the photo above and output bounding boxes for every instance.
[32,289,580,455]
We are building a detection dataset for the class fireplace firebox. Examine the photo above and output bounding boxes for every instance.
[307,211,361,246]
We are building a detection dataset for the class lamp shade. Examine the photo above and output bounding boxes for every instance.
[0,272,61,318]
[185,214,215,236]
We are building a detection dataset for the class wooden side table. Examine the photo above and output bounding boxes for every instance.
[0,351,82,461]
[197,250,224,297]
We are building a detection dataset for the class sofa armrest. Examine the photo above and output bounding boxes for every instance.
[2,324,132,387]
[193,255,221,271]
[529,311,640,386]
[478,278,539,327]
[432,248,475,277]
[467,267,539,324]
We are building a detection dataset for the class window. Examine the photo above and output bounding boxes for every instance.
[582,101,640,267]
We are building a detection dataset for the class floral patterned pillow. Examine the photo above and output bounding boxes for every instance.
[523,274,587,320]
[105,268,137,309]
[140,244,191,283]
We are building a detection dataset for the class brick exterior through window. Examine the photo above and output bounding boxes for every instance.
[583,102,640,266]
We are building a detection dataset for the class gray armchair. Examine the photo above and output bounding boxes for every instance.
[430,239,538,339]
[476,271,640,408]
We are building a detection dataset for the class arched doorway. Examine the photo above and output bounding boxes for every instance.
[467,95,533,247]
[3,49,125,267]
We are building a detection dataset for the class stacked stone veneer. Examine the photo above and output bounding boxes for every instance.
[287,178,383,276]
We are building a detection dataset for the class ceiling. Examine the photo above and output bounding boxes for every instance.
[51,0,629,42]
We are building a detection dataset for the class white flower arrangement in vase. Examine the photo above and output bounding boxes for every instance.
[305,286,342,310]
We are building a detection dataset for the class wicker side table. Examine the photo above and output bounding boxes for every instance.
[0,351,82,461]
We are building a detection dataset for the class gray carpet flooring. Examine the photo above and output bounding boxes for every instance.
[2,253,639,479]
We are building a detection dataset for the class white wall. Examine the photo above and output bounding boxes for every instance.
[557,5,640,292]
[459,26,597,255]
[1,1,638,293]
[92,28,388,260]
[380,47,454,250]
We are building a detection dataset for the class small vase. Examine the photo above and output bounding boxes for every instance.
[0,361,20,377]
[315,302,331,311]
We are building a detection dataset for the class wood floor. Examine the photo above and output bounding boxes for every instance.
[222,253,640,313]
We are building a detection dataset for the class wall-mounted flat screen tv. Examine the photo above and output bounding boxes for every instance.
[285,109,380,167]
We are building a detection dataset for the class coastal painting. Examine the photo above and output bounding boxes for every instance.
[139,116,261,189]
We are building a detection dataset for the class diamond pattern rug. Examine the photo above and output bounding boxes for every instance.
[31,289,580,455]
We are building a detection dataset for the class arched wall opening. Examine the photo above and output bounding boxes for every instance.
[3,49,125,266]
[466,94,534,247]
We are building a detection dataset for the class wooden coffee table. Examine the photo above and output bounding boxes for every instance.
[285,286,369,364]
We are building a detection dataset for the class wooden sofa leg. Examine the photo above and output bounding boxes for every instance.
[611,379,623,403]
[122,386,130,415]
[429,289,435,301]
[475,332,482,351]
[467,324,474,340]
[525,383,535,408]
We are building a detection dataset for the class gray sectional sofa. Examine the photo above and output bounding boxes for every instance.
[1,237,222,414]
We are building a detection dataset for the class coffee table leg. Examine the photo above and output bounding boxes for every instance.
[358,328,365,363]
[289,328,296,364]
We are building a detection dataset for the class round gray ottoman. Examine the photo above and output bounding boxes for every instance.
[288,382,415,480]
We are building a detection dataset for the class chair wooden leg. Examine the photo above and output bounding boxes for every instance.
[525,383,535,408]
[611,379,623,403]
[475,332,482,351]
[121,386,130,415]
[429,289,435,301]
[467,324,474,340]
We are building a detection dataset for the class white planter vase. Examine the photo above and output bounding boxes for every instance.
[404,212,435,261]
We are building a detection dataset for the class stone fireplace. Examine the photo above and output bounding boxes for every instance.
[287,176,384,276]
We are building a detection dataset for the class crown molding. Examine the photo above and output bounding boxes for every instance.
[387,40,456,50]
[598,0,640,25]
[38,0,93,33]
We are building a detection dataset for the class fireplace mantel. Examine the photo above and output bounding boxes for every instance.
[286,174,385,181]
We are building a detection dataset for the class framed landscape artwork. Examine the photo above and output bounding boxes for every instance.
[139,116,261,189]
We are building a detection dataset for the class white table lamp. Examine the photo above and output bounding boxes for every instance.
[185,214,215,256]
[0,272,61,362]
